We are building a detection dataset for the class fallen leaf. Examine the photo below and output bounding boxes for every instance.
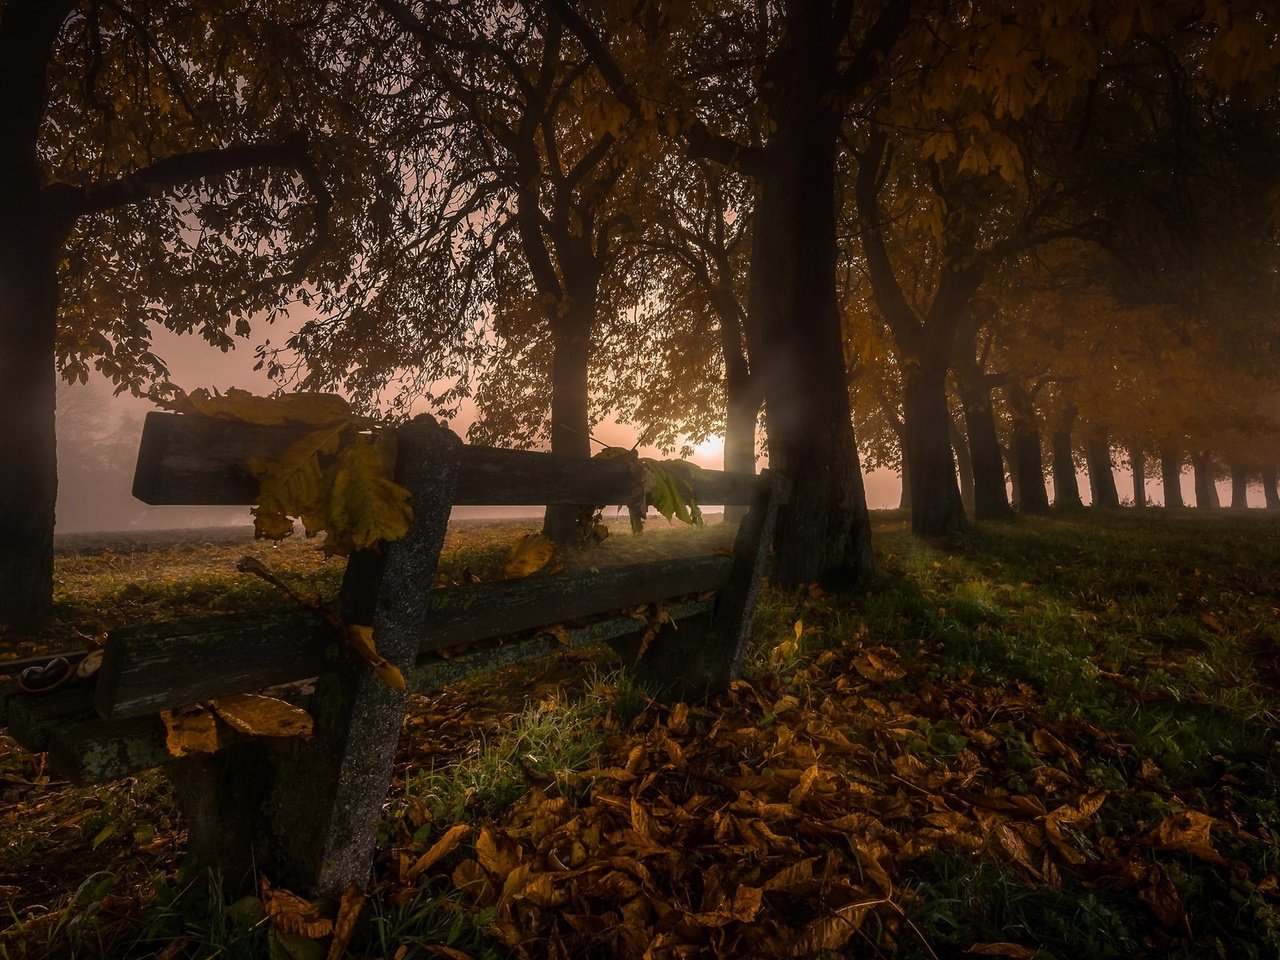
[1145,809,1227,866]
[160,704,218,757]
[852,651,906,683]
[326,884,366,960]
[967,944,1039,958]
[503,534,558,579]
[260,877,333,939]
[210,694,313,739]
[407,824,472,881]
[790,902,871,955]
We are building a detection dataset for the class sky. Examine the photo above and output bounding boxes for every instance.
[52,327,1259,534]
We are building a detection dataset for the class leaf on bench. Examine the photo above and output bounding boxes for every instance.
[158,386,352,427]
[326,433,413,553]
[503,533,560,579]
[209,694,314,739]
[160,704,218,757]
[344,625,407,691]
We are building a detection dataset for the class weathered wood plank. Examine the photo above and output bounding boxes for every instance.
[7,686,99,753]
[132,411,763,507]
[418,555,732,652]
[94,611,333,720]
[94,556,732,718]
[46,714,172,782]
[409,598,713,692]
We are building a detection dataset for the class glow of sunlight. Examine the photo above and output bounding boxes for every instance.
[690,436,724,468]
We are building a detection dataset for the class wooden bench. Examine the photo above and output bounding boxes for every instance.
[0,413,776,896]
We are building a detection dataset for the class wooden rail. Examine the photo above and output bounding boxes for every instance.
[133,412,763,507]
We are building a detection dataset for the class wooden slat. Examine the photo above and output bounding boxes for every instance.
[410,598,713,692]
[132,412,763,507]
[6,686,99,753]
[418,555,732,652]
[92,556,730,719]
[93,611,334,720]
[46,715,172,783]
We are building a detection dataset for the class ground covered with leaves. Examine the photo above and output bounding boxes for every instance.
[1,511,1278,958]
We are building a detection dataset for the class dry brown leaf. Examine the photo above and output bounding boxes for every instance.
[967,944,1039,958]
[407,824,472,881]
[424,946,473,960]
[852,651,907,683]
[790,902,871,955]
[731,885,763,922]
[1145,809,1227,865]
[1138,867,1191,933]
[503,533,558,579]
[1200,612,1225,634]
[326,884,366,960]
[260,877,333,939]
[209,694,313,739]
[160,704,218,758]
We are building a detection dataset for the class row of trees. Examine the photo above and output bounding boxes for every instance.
[3,0,1277,625]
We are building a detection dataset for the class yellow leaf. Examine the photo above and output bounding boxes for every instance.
[160,704,218,757]
[966,944,1039,958]
[167,387,351,427]
[344,624,407,691]
[260,877,334,939]
[209,694,313,739]
[502,533,559,579]
[326,434,413,553]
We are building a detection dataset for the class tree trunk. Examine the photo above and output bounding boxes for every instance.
[897,454,911,512]
[960,384,1012,520]
[1006,385,1048,514]
[719,297,758,524]
[1230,465,1249,509]
[1084,436,1119,509]
[0,0,73,627]
[542,285,595,543]
[1191,451,1219,509]
[1050,405,1083,510]
[949,416,975,514]
[1263,466,1280,510]
[902,367,967,534]
[1129,447,1147,509]
[748,9,872,588]
[1160,451,1184,508]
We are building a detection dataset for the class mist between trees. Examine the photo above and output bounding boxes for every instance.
[3,0,1279,626]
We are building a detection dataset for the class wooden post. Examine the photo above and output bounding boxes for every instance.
[258,417,462,895]
[625,473,779,702]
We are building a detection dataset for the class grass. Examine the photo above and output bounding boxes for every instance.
[1,509,1278,958]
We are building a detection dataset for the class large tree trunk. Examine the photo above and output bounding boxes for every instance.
[542,281,595,543]
[1229,465,1249,510]
[1263,466,1280,510]
[1160,451,1184,508]
[1006,385,1048,514]
[1050,405,1083,510]
[1191,451,1219,509]
[1084,436,1119,508]
[748,9,873,588]
[0,0,72,627]
[902,367,967,534]
[949,416,975,514]
[897,454,911,512]
[1129,446,1147,509]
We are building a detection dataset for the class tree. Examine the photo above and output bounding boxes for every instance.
[552,0,914,587]
[1,0,337,626]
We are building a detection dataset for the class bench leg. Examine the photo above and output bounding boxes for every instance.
[625,475,778,702]
[261,418,461,895]
[167,743,274,892]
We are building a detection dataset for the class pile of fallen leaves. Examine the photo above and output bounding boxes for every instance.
[367,635,1272,959]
